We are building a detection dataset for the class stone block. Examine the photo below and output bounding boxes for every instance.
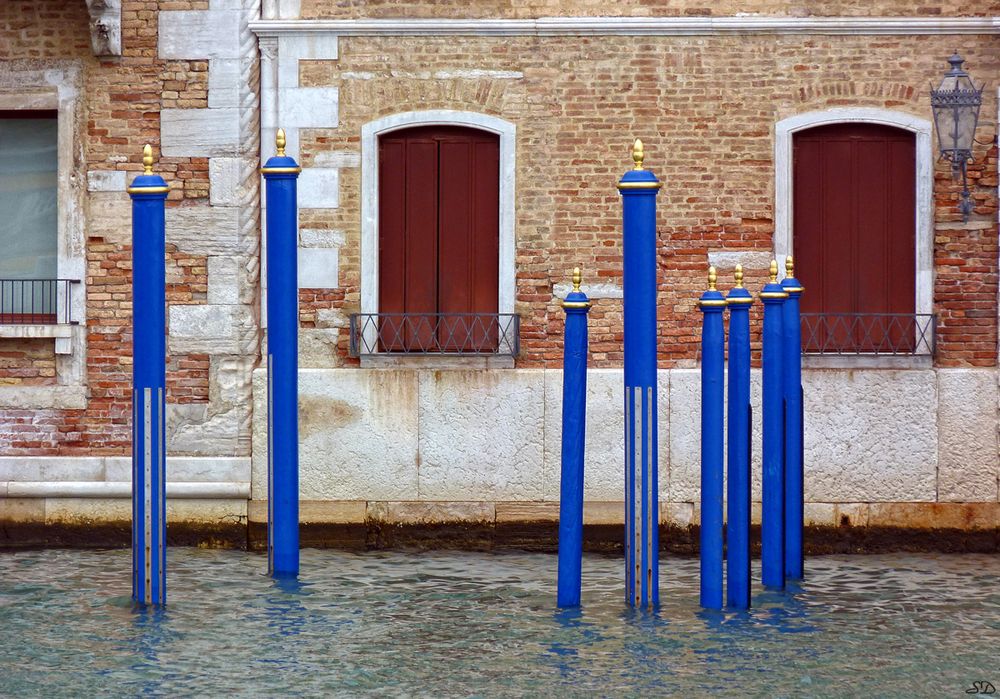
[541,368,629,501]
[495,502,559,523]
[313,151,360,168]
[299,228,345,248]
[298,328,339,368]
[417,369,545,500]
[86,193,131,243]
[207,255,241,304]
[86,170,125,192]
[158,11,241,60]
[367,501,494,525]
[868,502,999,530]
[936,368,998,502]
[584,501,624,525]
[803,369,938,502]
[298,247,338,288]
[0,498,45,523]
[165,205,240,255]
[168,304,254,354]
[661,501,694,527]
[251,368,420,501]
[208,157,248,207]
[299,167,339,209]
[279,87,338,129]
[161,108,240,157]
[208,59,240,109]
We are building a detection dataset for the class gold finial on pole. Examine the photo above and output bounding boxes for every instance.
[276,128,286,157]
[708,266,718,291]
[769,259,779,283]
[572,267,582,292]
[734,264,744,288]
[785,255,794,278]
[631,138,644,170]
[142,144,154,175]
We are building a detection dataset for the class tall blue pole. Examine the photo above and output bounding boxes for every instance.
[725,265,753,609]
[618,139,661,609]
[781,256,805,580]
[557,267,592,608]
[128,144,168,606]
[261,129,301,577]
[760,260,788,589]
[698,267,725,610]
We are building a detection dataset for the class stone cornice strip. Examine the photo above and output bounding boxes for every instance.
[2,481,250,499]
[250,16,1000,37]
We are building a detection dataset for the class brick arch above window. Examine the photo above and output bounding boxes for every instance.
[774,108,933,322]
[359,110,516,328]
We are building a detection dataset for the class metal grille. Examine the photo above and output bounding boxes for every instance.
[349,313,520,356]
[0,279,78,325]
[801,313,936,356]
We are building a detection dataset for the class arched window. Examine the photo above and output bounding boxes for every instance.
[356,111,517,358]
[775,109,933,357]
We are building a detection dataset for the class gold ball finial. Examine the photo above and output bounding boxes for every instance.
[572,267,582,292]
[142,144,154,175]
[769,259,779,283]
[632,138,644,170]
[785,255,794,278]
[734,264,744,288]
[708,266,718,291]
[276,128,286,157]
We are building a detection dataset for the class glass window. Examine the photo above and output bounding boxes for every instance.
[0,110,58,280]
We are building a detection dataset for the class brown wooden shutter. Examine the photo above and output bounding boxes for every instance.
[793,123,915,351]
[378,126,500,352]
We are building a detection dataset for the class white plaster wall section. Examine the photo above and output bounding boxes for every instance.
[251,369,419,500]
[936,368,999,502]
[774,109,933,328]
[803,369,938,502]
[360,111,516,353]
[417,370,545,500]
[541,369,670,502]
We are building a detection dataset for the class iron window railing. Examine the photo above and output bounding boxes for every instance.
[0,279,79,325]
[801,313,936,356]
[349,313,520,357]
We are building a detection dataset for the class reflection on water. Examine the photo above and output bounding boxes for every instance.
[1,549,998,696]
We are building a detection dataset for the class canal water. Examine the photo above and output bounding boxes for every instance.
[1,549,998,696]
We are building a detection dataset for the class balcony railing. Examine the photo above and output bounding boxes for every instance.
[349,313,520,357]
[801,313,936,356]
[0,279,78,325]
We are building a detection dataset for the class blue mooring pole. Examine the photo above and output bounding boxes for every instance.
[760,260,788,589]
[557,267,592,608]
[128,145,168,606]
[262,129,301,577]
[781,256,805,581]
[618,139,661,609]
[698,267,726,610]
[725,266,753,609]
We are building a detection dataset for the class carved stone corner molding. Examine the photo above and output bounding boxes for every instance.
[84,0,122,57]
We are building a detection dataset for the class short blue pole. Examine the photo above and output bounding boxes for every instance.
[557,267,592,608]
[760,260,788,589]
[128,145,168,606]
[725,266,753,609]
[781,256,805,580]
[698,267,725,610]
[262,129,301,577]
[618,139,661,609]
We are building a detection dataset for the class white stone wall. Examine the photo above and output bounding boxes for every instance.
[250,367,1000,509]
